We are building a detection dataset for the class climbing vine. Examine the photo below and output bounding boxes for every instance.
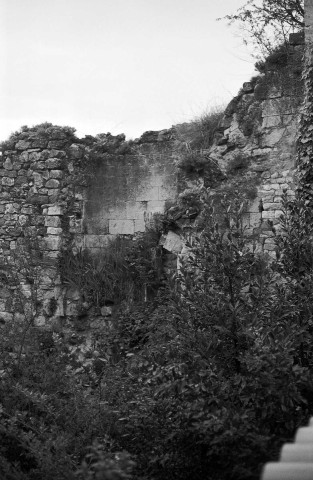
[297,43,313,204]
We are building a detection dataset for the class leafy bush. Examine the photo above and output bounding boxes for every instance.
[96,193,313,480]
[226,153,250,176]
[175,106,225,152]
[2,189,313,480]
[59,223,163,308]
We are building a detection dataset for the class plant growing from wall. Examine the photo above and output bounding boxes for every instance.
[175,106,225,152]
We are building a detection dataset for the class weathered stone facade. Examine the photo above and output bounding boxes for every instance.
[0,125,81,325]
[82,129,177,251]
[1,1,312,324]
[207,35,304,254]
[0,125,178,324]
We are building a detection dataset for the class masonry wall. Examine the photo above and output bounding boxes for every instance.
[0,125,83,324]
[208,34,304,254]
[1,3,313,324]
[82,130,178,251]
[0,126,178,324]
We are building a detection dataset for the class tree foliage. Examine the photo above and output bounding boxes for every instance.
[220,0,304,58]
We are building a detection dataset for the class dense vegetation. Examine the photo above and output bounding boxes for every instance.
[1,188,313,480]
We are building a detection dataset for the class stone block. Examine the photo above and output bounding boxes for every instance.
[262,211,276,219]
[126,201,147,220]
[0,312,13,322]
[44,236,62,250]
[5,203,18,214]
[263,203,280,210]
[48,140,67,149]
[4,158,13,170]
[33,172,44,187]
[275,210,284,218]
[69,144,83,159]
[44,216,61,227]
[259,195,274,203]
[134,218,146,232]
[48,149,66,159]
[260,185,275,191]
[252,148,272,157]
[146,200,166,213]
[46,158,63,169]
[49,170,63,179]
[109,219,135,235]
[247,198,260,213]
[262,116,282,129]
[261,128,286,147]
[28,194,49,205]
[32,138,48,148]
[161,231,183,254]
[2,177,14,186]
[15,140,31,150]
[262,98,298,117]
[274,189,286,196]
[47,227,63,235]
[47,205,63,215]
[46,179,60,188]
[18,215,28,226]
[276,177,286,183]
[21,206,33,214]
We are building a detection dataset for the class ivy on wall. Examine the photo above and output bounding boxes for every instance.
[297,44,313,203]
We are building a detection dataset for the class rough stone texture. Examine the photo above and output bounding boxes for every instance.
[0,124,79,324]
[161,231,183,254]
[207,36,304,254]
[0,125,178,323]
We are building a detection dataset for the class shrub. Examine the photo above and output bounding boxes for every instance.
[226,153,250,175]
[98,193,313,480]
[175,106,225,151]
[59,221,163,307]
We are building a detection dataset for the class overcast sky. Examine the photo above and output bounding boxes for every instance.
[0,0,257,141]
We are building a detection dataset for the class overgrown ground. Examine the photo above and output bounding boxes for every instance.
[1,190,313,480]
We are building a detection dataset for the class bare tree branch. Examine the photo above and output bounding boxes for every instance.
[219,0,304,59]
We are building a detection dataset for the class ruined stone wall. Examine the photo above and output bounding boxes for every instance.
[0,125,83,324]
[208,34,304,254]
[82,130,177,252]
[0,125,178,324]
[1,2,312,324]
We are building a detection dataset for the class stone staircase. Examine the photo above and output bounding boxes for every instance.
[261,417,313,479]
